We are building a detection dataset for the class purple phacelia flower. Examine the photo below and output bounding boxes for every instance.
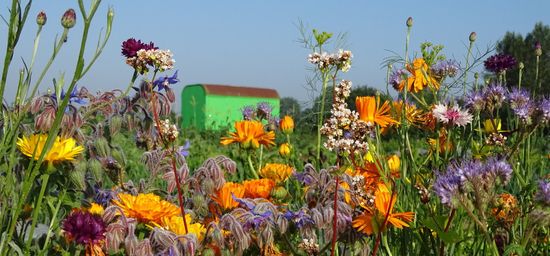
[433,171,462,207]
[242,105,255,120]
[483,83,508,110]
[484,53,517,73]
[483,156,513,184]
[257,102,272,119]
[432,59,459,78]
[121,38,157,58]
[538,97,550,123]
[464,90,485,112]
[153,70,179,91]
[62,210,106,245]
[508,88,535,122]
[389,69,406,88]
[535,180,550,206]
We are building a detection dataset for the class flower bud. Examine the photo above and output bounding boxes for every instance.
[519,62,524,69]
[279,143,291,158]
[61,8,76,29]
[271,186,288,200]
[469,32,477,42]
[387,155,400,173]
[406,17,413,27]
[279,115,294,134]
[535,41,542,56]
[36,11,47,26]
[474,72,479,79]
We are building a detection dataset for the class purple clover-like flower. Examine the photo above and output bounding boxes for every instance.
[483,83,508,110]
[62,210,106,245]
[432,59,459,78]
[241,105,255,120]
[121,38,157,58]
[535,180,550,206]
[433,171,463,207]
[389,69,406,89]
[464,90,486,112]
[483,156,513,184]
[153,70,179,91]
[508,88,535,122]
[484,53,517,73]
[538,97,550,123]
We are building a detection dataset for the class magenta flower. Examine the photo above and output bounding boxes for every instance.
[432,103,473,127]
[121,38,157,58]
[484,53,516,73]
[62,210,106,245]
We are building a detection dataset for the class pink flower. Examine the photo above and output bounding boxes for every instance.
[432,103,472,127]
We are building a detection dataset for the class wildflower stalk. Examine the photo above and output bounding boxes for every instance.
[247,154,259,179]
[439,209,456,256]
[170,157,189,234]
[316,71,329,167]
[40,188,66,255]
[535,55,540,92]
[24,171,51,253]
[401,18,411,182]
[463,39,474,95]
[330,175,340,256]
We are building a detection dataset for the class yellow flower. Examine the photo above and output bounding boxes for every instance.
[220,120,275,149]
[356,96,397,128]
[243,179,275,199]
[279,143,291,157]
[212,182,245,210]
[17,134,84,162]
[279,116,294,134]
[387,155,400,173]
[160,215,206,241]
[483,119,502,133]
[395,58,440,93]
[259,163,294,183]
[88,203,104,216]
[112,193,180,224]
[352,183,414,235]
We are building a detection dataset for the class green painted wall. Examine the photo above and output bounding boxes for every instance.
[181,84,280,130]
[181,85,206,130]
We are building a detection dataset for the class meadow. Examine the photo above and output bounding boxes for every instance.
[0,1,549,255]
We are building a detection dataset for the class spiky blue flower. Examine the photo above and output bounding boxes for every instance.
[153,70,179,91]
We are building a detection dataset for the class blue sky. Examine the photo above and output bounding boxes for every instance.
[2,1,550,110]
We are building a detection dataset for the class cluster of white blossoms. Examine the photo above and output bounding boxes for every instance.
[157,119,179,142]
[126,49,175,74]
[320,80,369,155]
[298,238,319,255]
[307,49,353,72]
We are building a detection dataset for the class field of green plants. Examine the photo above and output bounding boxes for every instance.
[0,1,549,255]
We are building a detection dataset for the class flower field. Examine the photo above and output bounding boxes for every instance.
[1,1,549,256]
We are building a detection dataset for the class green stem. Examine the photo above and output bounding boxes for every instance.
[382,233,393,256]
[316,72,329,168]
[247,154,258,179]
[463,41,474,95]
[24,172,51,254]
[40,189,66,255]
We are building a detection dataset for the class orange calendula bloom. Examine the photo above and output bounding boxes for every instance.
[112,193,180,224]
[159,215,206,241]
[279,143,291,157]
[352,183,414,235]
[243,178,275,199]
[387,155,401,173]
[356,96,397,128]
[212,182,245,210]
[220,120,275,149]
[395,58,440,93]
[279,116,294,134]
[259,163,294,183]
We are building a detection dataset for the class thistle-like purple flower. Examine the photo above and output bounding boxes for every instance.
[389,69,406,89]
[153,70,179,91]
[241,105,255,120]
[121,38,157,58]
[432,59,459,78]
[535,180,550,206]
[62,210,106,245]
[464,90,486,112]
[484,53,517,73]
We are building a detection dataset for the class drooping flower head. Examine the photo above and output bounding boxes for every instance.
[112,193,180,224]
[432,103,472,127]
[17,134,84,163]
[356,96,397,127]
[259,163,294,183]
[243,179,275,199]
[220,120,275,149]
[212,182,245,210]
[283,209,315,229]
[62,209,106,245]
[121,38,157,58]
[484,53,517,73]
[153,70,179,91]
[389,69,407,89]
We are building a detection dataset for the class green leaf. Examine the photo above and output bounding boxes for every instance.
[438,230,462,244]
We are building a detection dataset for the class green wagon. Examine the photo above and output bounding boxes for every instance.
[180,84,280,130]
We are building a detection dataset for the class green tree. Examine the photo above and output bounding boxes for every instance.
[280,97,302,117]
[496,22,550,94]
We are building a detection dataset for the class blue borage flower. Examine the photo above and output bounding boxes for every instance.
[51,86,86,105]
[153,70,179,91]
[283,209,315,228]
[178,140,190,157]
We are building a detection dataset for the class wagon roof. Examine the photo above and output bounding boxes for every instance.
[200,84,279,98]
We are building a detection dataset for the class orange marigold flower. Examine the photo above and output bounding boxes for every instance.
[279,115,294,134]
[220,120,275,149]
[259,163,294,183]
[352,183,414,235]
[356,96,397,128]
[112,193,180,224]
[491,193,519,224]
[159,215,206,241]
[212,182,245,210]
[395,58,440,93]
[243,178,275,199]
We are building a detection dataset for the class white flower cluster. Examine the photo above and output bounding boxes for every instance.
[298,238,319,255]
[157,119,179,142]
[350,175,375,207]
[307,49,353,72]
[126,49,175,74]
[320,80,369,155]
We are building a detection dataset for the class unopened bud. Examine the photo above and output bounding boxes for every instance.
[469,32,477,42]
[519,62,524,69]
[535,41,542,56]
[271,186,288,200]
[279,143,291,158]
[406,17,413,27]
[36,11,47,26]
[61,8,76,29]
[474,72,479,79]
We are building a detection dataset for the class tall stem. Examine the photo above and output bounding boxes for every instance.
[24,172,51,254]
[316,72,329,168]
[463,41,474,95]
[330,176,340,256]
